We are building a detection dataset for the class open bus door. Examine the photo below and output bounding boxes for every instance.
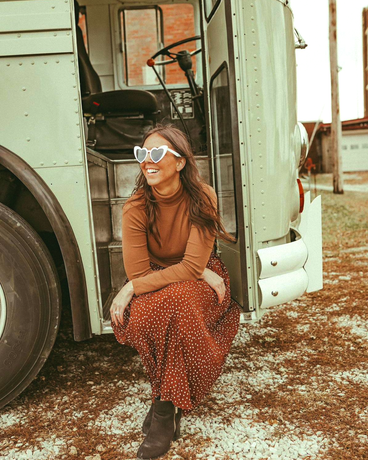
[203,1,252,317]
[203,0,323,320]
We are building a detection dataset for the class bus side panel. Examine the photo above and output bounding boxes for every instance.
[0,0,102,334]
[238,0,298,245]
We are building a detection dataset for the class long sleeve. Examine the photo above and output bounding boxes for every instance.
[132,225,215,295]
[122,184,217,296]
[122,203,154,280]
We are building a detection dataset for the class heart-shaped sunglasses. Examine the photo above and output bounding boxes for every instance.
[133,145,182,164]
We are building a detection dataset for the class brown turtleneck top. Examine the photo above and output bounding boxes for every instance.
[122,182,217,296]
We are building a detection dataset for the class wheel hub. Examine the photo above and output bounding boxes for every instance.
[0,282,6,339]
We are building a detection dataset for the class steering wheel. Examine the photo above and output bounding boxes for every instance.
[147,35,202,67]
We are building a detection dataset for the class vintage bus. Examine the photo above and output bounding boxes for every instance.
[0,0,322,409]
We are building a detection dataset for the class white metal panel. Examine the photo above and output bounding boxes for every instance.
[259,268,308,309]
[234,0,298,243]
[0,0,71,33]
[38,165,102,334]
[0,32,73,57]
[0,54,83,167]
[298,192,323,293]
[258,238,308,279]
[0,0,103,334]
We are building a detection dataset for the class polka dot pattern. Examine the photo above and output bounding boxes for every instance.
[112,253,240,415]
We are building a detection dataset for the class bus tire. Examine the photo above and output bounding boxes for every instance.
[0,203,61,409]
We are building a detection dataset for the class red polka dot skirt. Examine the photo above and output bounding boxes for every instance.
[112,253,240,414]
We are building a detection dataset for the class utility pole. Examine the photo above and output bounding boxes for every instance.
[329,0,344,194]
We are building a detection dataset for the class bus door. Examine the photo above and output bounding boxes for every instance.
[203,1,256,318]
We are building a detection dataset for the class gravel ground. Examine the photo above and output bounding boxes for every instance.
[0,174,368,460]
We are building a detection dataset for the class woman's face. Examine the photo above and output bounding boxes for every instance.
[141,133,185,194]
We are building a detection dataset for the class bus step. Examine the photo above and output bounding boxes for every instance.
[102,290,116,321]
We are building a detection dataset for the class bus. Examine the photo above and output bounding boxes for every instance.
[0,0,322,409]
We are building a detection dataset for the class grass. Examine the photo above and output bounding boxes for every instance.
[320,189,368,247]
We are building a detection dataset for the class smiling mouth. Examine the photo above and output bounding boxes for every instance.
[147,169,159,174]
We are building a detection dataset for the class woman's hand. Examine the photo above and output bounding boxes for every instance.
[110,281,134,325]
[201,268,226,304]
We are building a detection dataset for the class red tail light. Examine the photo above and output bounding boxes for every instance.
[297,178,304,213]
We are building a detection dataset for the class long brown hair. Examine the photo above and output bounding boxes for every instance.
[131,124,235,244]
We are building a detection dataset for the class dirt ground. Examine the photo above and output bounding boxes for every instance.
[0,173,368,460]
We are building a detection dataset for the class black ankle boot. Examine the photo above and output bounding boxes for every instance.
[137,399,182,459]
[142,404,153,435]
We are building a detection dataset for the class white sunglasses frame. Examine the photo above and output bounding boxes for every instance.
[133,145,182,164]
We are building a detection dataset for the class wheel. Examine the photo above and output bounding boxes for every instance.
[149,35,202,66]
[0,203,61,409]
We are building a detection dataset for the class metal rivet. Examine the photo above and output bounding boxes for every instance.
[40,162,44,166]
[79,159,83,163]
[24,112,28,116]
[17,34,21,38]
[255,92,259,96]
[6,63,10,66]
[261,190,264,194]
[257,117,261,121]
[271,291,279,297]
[271,261,278,266]
[56,60,60,64]
[26,138,30,142]
[44,61,48,64]
[255,79,258,83]
[260,165,263,169]
[53,161,57,165]
[54,33,57,37]
[22,87,26,91]
[258,141,262,145]
[19,63,23,66]
[64,160,69,164]
[254,67,258,71]
[253,42,256,46]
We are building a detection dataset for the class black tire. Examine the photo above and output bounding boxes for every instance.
[0,203,61,409]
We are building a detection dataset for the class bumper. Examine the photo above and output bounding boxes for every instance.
[257,192,323,309]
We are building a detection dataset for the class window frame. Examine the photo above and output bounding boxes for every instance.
[119,5,164,87]
[209,61,239,242]
[113,1,203,90]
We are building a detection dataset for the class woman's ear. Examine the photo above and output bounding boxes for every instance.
[176,158,186,172]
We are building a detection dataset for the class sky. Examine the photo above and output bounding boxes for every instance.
[291,0,368,123]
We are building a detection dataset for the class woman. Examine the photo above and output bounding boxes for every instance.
[111,125,240,459]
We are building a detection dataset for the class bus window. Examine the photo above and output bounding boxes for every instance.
[119,4,196,87]
[210,64,238,239]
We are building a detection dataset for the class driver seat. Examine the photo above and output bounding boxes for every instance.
[74,1,158,154]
